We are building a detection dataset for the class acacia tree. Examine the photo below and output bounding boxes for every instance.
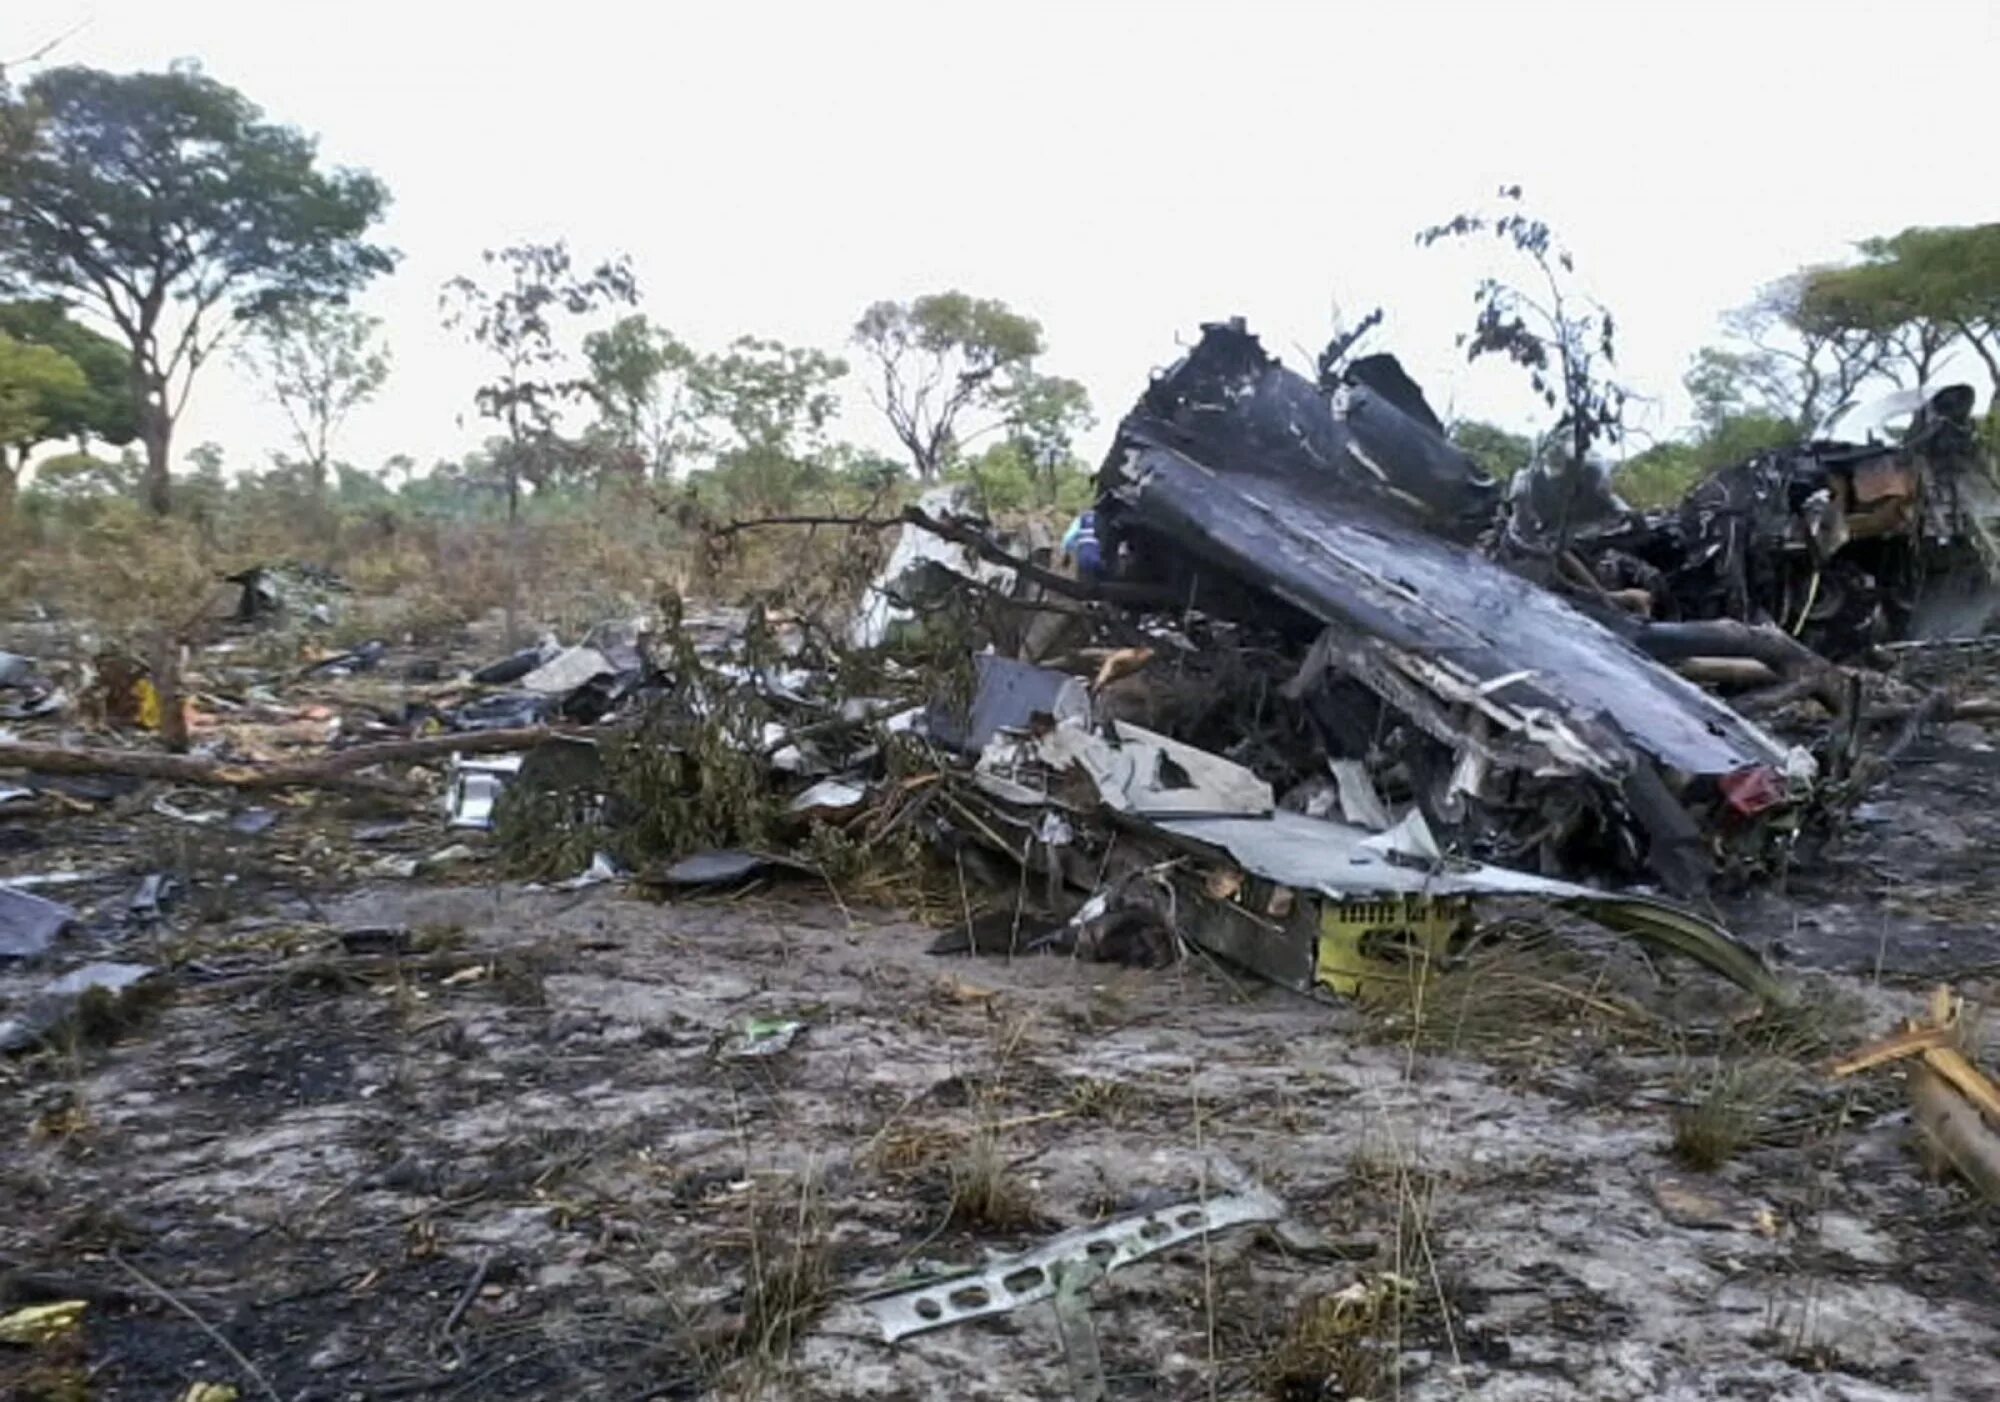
[235,301,390,495]
[852,292,1048,480]
[441,242,637,519]
[0,62,393,513]
[1688,273,1892,434]
[1804,225,2000,406]
[1419,187,1628,485]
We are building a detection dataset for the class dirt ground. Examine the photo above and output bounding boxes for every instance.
[5,625,2000,1400]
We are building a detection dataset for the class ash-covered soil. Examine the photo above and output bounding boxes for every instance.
[4,633,2000,1400]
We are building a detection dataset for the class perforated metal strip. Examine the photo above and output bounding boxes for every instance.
[862,1186,1283,1341]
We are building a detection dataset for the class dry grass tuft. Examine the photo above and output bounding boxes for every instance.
[1665,991,1836,1171]
[669,1171,836,1397]
[863,1122,963,1178]
[1261,1275,1413,1401]
[1669,1057,1797,1170]
[63,979,173,1050]
[1367,926,1662,1061]
[1067,1076,1134,1123]
[734,1190,834,1372]
[946,1129,1040,1233]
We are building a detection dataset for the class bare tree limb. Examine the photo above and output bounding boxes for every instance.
[706,512,904,536]
[1,18,90,74]
[709,505,1180,608]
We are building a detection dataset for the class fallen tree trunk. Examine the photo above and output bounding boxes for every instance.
[1911,1061,2000,1203]
[713,506,1181,608]
[0,726,572,794]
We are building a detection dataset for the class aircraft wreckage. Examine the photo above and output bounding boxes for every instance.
[394,318,1990,1008]
[601,315,1968,1003]
[1091,320,1822,897]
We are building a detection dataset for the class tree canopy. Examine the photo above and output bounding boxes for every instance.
[1687,274,1892,434]
[0,298,141,522]
[582,314,701,480]
[0,61,394,512]
[696,337,847,458]
[0,331,85,521]
[0,299,140,454]
[235,301,390,494]
[852,292,1050,480]
[1448,420,1534,481]
[1802,224,2000,405]
[441,241,638,518]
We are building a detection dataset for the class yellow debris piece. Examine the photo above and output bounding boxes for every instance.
[179,1384,240,1402]
[1315,894,1469,998]
[0,1299,86,1346]
[135,676,163,731]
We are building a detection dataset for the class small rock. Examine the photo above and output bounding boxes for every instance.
[1651,1174,1773,1233]
[1943,720,1993,751]
[1814,1211,1896,1265]
[308,1328,358,1371]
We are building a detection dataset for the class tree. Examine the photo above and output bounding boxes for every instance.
[0,331,84,523]
[852,292,1046,480]
[235,301,390,495]
[1700,413,1795,466]
[1617,411,1797,511]
[179,439,229,528]
[1419,187,1628,486]
[1448,419,1534,481]
[1690,273,1891,434]
[696,337,846,456]
[22,447,141,504]
[441,241,637,520]
[0,299,140,454]
[185,441,226,477]
[825,443,906,495]
[693,336,848,516]
[1802,225,2000,406]
[1001,372,1094,500]
[582,314,701,480]
[0,62,394,513]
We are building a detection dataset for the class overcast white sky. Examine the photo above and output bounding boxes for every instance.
[12,0,1998,477]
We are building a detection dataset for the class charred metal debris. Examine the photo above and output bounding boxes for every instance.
[454,322,1989,1005]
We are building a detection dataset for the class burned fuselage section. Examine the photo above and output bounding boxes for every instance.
[1555,385,1999,658]
[1093,323,1808,895]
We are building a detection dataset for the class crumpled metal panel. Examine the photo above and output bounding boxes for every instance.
[1125,321,1498,542]
[1160,809,1782,999]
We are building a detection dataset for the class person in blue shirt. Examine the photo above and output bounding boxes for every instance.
[1062,509,1103,580]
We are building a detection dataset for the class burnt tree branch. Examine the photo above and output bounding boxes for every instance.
[711,506,1182,608]
[0,726,577,794]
